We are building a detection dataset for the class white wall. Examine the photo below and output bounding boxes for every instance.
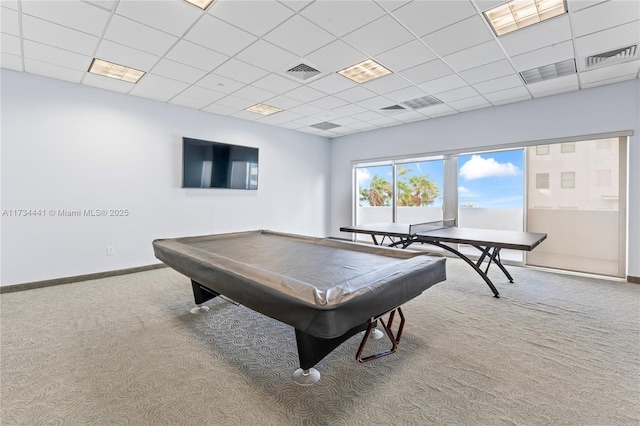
[330,79,640,278]
[1,70,330,285]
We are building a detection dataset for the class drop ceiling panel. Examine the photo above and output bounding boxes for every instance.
[510,40,575,72]
[421,15,494,57]
[24,58,84,83]
[23,40,91,71]
[211,0,294,37]
[215,94,255,109]
[473,74,524,94]
[334,86,379,103]
[21,1,110,36]
[571,1,640,38]
[574,20,640,58]
[580,59,640,85]
[263,15,335,57]
[179,85,226,103]
[385,85,429,103]
[307,73,358,95]
[235,40,299,73]
[83,72,135,93]
[392,0,477,37]
[170,94,212,110]
[483,86,531,103]
[526,74,579,95]
[299,0,385,37]
[376,40,438,72]
[1,6,21,35]
[305,40,368,73]
[400,59,454,85]
[195,73,245,94]
[448,95,492,111]
[185,15,257,57]
[419,74,468,94]
[443,40,506,72]
[94,40,160,72]
[313,96,349,110]
[355,95,397,110]
[1,53,22,70]
[213,58,269,84]
[284,84,327,102]
[233,85,277,103]
[22,15,99,56]
[459,59,516,84]
[114,0,201,36]
[362,73,412,94]
[434,85,480,102]
[104,15,177,57]
[252,73,301,94]
[342,15,414,57]
[165,40,229,72]
[1,33,21,56]
[263,94,303,110]
[151,58,208,84]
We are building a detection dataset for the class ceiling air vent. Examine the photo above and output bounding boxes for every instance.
[401,95,443,110]
[586,45,638,69]
[286,63,322,81]
[381,105,406,111]
[310,121,341,130]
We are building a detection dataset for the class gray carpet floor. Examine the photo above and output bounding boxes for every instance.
[1,258,639,425]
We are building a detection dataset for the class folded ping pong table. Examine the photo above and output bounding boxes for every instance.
[340,219,547,298]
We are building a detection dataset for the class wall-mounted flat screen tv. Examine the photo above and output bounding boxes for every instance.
[182,137,259,189]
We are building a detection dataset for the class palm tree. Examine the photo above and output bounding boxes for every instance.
[359,175,392,206]
[397,166,439,206]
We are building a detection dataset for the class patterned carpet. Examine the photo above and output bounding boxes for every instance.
[1,259,639,425]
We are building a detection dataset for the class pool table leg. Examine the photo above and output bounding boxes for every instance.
[293,321,370,385]
[190,280,219,314]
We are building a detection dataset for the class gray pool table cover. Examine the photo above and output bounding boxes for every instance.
[153,230,446,339]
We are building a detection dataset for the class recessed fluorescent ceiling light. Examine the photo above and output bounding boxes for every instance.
[484,0,566,36]
[182,0,215,10]
[88,59,145,83]
[310,122,341,130]
[520,59,576,84]
[245,103,283,116]
[401,95,443,110]
[338,59,392,84]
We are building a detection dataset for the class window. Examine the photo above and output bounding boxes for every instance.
[597,169,612,188]
[536,173,550,189]
[561,172,575,189]
[561,142,575,153]
[536,145,549,155]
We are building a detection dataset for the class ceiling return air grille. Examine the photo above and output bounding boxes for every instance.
[586,45,638,69]
[381,105,406,111]
[310,121,341,130]
[285,63,322,81]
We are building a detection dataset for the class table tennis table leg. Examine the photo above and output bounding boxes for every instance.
[425,242,500,298]
[474,246,514,283]
[488,248,514,282]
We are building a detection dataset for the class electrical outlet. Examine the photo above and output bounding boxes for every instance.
[107,246,115,255]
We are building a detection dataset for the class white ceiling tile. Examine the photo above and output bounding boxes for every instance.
[391,110,428,123]
[473,74,524,94]
[307,73,358,94]
[216,94,255,109]
[23,40,92,71]
[83,72,134,93]
[133,73,189,98]
[235,40,299,73]
[484,86,531,103]
[94,40,160,71]
[459,59,516,84]
[180,85,225,103]
[443,41,506,72]
[305,40,368,73]
[232,109,263,121]
[278,0,314,12]
[363,73,412,94]
[104,15,177,57]
[574,20,640,58]
[264,15,335,57]
[284,85,327,102]
[355,95,397,110]
[83,0,117,11]
[170,95,212,110]
[572,1,640,37]
[332,103,368,117]
[510,40,574,72]
[421,15,494,57]
[581,72,638,88]
[232,85,276,103]
[212,0,294,37]
[499,15,572,57]
[1,33,21,56]
[1,52,23,70]
[258,110,303,123]
[165,40,229,72]
[300,0,385,37]
[252,73,301,94]
[425,104,457,118]
[579,59,640,85]
[348,120,381,131]
[392,0,477,37]
[376,40,438,72]
[400,59,453,84]
[196,73,245,93]
[419,74,468,94]
[22,15,99,56]
[448,95,491,111]
[1,1,18,11]
[263,94,303,109]
[435,86,479,102]
[24,58,84,83]
[151,58,207,84]
[114,0,201,36]
[342,15,414,57]
[202,103,237,116]
[334,86,379,103]
[526,74,579,95]
[385,85,429,103]
[367,116,402,126]
[287,103,325,116]
[375,0,411,13]
[331,116,361,126]
[1,6,20,35]
[567,0,608,13]
[21,1,110,36]
[474,0,507,12]
[185,15,257,57]
[213,58,269,84]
